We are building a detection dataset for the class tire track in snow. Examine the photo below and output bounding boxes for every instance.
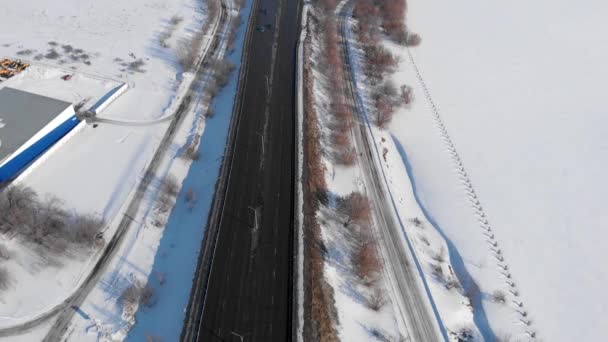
[404,44,537,340]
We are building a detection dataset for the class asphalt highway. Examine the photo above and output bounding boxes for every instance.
[193,0,300,340]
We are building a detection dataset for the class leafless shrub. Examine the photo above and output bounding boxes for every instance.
[181,145,200,161]
[121,283,141,306]
[445,278,461,291]
[128,59,146,73]
[121,280,156,308]
[0,267,10,290]
[45,49,60,59]
[400,84,413,105]
[16,49,34,56]
[430,263,444,282]
[419,234,430,246]
[405,32,422,47]
[354,241,380,281]
[375,98,394,128]
[156,193,172,213]
[336,147,357,166]
[339,192,371,226]
[410,217,423,228]
[213,59,235,88]
[204,107,215,118]
[67,214,105,247]
[492,290,506,304]
[0,185,104,252]
[170,15,184,25]
[432,247,446,263]
[368,287,385,311]
[177,21,206,71]
[331,129,351,147]
[452,326,475,342]
[140,284,156,307]
[161,175,180,197]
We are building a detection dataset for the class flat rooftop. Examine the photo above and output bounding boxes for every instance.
[0,87,72,163]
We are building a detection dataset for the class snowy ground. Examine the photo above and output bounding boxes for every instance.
[0,0,217,338]
[343,8,475,340]
[384,0,608,340]
[51,0,250,340]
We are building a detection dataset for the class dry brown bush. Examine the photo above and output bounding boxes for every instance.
[121,281,156,308]
[340,192,371,226]
[375,97,394,128]
[140,284,156,307]
[303,34,338,341]
[337,147,357,166]
[182,143,200,161]
[332,130,351,147]
[405,32,422,47]
[354,241,380,281]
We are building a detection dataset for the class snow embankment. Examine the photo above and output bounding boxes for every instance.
[385,0,608,340]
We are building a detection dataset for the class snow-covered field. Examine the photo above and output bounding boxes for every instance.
[385,0,608,340]
[0,0,216,339]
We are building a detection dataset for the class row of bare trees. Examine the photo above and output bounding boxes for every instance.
[0,185,105,290]
[303,28,339,340]
[353,0,421,128]
[0,185,105,253]
[319,13,358,165]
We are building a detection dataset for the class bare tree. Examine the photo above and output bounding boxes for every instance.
[161,175,180,197]
[405,33,422,47]
[368,287,385,310]
[339,192,371,226]
[121,283,141,306]
[400,84,413,105]
[140,284,156,307]
[354,241,380,281]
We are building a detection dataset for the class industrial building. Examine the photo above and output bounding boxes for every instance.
[0,87,78,183]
